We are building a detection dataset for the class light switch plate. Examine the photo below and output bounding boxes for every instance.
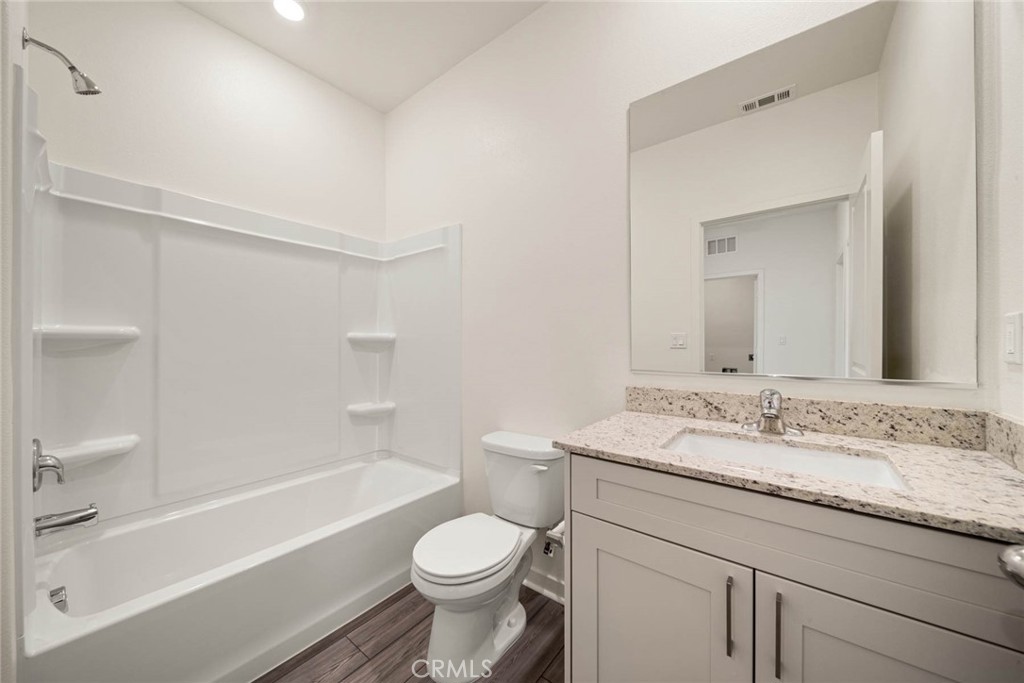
[670,333,688,350]
[1004,312,1023,365]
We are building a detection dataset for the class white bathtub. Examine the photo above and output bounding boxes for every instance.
[21,454,460,683]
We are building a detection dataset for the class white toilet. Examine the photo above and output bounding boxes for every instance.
[411,431,564,683]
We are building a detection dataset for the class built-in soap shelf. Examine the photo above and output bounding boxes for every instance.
[347,332,396,418]
[36,324,141,352]
[346,332,396,350]
[49,434,141,469]
[346,402,396,418]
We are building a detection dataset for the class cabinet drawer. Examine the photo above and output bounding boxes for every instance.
[570,454,1024,652]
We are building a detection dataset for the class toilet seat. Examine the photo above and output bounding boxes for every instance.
[413,513,524,585]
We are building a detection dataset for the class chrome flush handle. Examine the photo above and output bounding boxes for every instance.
[999,546,1024,590]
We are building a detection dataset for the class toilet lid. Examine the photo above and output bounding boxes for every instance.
[413,513,522,582]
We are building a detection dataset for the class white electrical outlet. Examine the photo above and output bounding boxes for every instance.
[1004,312,1023,365]
[670,333,688,350]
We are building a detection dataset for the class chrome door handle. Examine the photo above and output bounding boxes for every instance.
[725,576,734,657]
[999,546,1024,589]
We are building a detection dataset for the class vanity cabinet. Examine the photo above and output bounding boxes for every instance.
[568,455,1024,683]
[573,514,753,682]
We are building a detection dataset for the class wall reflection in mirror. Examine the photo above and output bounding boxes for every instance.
[629,1,977,383]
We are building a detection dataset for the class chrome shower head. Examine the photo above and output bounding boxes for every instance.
[70,68,101,96]
[22,28,101,96]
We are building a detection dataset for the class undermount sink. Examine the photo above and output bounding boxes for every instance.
[665,433,906,490]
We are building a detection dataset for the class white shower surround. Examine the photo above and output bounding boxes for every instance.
[26,161,461,512]
[15,132,461,679]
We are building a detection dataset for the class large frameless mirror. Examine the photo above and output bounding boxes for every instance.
[629,1,977,384]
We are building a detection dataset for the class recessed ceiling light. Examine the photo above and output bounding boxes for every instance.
[273,0,304,22]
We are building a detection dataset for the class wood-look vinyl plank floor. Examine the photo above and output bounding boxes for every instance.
[276,638,367,683]
[347,589,436,659]
[345,616,432,683]
[541,646,565,683]
[255,586,419,683]
[255,585,564,683]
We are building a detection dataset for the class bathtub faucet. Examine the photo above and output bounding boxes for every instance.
[35,504,98,537]
[32,438,65,492]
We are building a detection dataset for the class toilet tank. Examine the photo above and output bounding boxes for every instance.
[482,431,564,528]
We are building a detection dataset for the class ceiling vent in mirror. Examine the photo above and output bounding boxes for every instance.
[739,84,797,115]
[707,236,737,256]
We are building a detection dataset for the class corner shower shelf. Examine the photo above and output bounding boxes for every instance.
[346,332,396,350]
[36,324,141,352]
[49,434,141,469]
[346,402,396,418]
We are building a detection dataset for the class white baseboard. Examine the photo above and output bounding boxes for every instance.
[525,568,564,605]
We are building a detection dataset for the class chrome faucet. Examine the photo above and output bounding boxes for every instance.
[35,504,98,537]
[742,389,803,436]
[32,438,65,492]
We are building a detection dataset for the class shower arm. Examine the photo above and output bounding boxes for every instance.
[21,28,101,95]
[22,29,77,70]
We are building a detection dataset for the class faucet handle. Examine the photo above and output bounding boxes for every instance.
[32,439,65,492]
[760,388,782,412]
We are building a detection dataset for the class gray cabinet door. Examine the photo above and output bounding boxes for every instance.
[572,513,754,683]
[755,573,1024,683]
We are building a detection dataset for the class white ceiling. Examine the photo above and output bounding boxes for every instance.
[182,1,543,112]
[629,1,896,152]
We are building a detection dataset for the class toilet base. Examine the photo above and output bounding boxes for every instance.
[421,550,533,683]
[491,601,527,661]
[422,600,526,683]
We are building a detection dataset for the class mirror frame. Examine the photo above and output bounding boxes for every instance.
[626,3,981,389]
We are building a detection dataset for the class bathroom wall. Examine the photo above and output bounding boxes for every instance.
[384,0,1021,590]
[26,1,385,238]
[630,74,878,373]
[879,0,977,382]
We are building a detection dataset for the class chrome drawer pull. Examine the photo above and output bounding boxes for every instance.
[726,576,734,657]
[775,592,783,679]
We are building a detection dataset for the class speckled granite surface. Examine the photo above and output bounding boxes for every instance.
[988,413,1024,471]
[626,387,988,451]
[555,411,1024,543]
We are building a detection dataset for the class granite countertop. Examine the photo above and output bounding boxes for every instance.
[554,411,1024,544]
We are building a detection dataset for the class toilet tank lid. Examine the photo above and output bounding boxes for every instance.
[482,431,564,461]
